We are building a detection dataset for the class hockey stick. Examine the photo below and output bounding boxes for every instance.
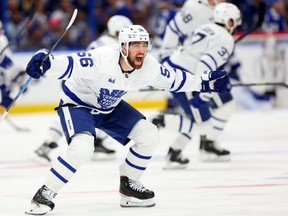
[139,81,288,93]
[5,116,30,132]
[231,82,288,88]
[235,1,266,43]
[0,9,78,124]
[0,110,30,131]
[0,2,36,55]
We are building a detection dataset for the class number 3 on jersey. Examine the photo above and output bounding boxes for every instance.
[77,52,94,67]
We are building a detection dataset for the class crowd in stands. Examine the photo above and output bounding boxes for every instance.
[1,0,288,51]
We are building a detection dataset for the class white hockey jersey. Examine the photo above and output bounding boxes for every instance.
[86,34,118,50]
[165,23,234,75]
[46,45,202,113]
[161,0,214,55]
[0,33,12,65]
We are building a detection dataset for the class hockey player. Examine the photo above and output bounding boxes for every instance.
[29,15,133,164]
[24,24,230,214]
[152,2,242,169]
[158,0,232,163]
[159,0,225,62]
[0,21,26,112]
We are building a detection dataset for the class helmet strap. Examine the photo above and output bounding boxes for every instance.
[120,42,134,70]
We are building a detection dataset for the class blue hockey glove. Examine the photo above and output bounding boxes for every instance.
[26,49,51,79]
[201,70,231,93]
[188,92,212,122]
[189,92,212,108]
[0,84,13,109]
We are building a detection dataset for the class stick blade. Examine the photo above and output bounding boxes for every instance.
[66,9,78,30]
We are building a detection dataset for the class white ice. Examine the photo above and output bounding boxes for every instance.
[0,108,288,216]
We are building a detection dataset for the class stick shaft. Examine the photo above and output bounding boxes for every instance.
[235,1,266,43]
[0,9,78,124]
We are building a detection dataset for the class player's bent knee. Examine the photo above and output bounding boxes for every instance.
[67,133,95,166]
[129,119,160,146]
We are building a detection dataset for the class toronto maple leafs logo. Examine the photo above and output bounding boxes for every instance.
[98,88,127,108]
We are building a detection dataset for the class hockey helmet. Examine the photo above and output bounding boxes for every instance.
[213,2,242,33]
[198,0,225,8]
[118,25,151,68]
[107,15,133,37]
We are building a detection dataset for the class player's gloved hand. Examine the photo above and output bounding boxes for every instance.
[189,92,212,108]
[0,55,13,69]
[0,84,13,109]
[26,49,51,79]
[201,70,231,93]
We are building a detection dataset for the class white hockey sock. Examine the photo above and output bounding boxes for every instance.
[120,119,159,180]
[45,133,94,193]
[170,134,191,151]
[206,100,236,140]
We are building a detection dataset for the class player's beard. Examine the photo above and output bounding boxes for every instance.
[127,54,144,69]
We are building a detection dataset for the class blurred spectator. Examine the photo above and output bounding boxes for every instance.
[2,0,288,51]
[262,0,287,31]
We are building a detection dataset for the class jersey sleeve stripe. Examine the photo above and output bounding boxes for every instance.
[173,69,187,92]
[58,56,74,79]
[200,60,212,71]
[62,83,92,107]
[169,19,185,38]
[203,53,218,69]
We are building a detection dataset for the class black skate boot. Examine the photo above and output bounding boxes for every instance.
[151,114,165,128]
[163,147,190,170]
[199,135,230,162]
[25,185,56,215]
[119,176,155,207]
[91,137,116,160]
[29,142,58,165]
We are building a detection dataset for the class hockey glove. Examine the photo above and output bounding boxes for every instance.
[26,49,51,79]
[201,70,231,93]
[189,92,212,108]
[0,84,13,109]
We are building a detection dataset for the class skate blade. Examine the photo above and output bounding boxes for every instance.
[25,203,52,215]
[200,152,231,162]
[120,195,155,208]
[163,162,188,170]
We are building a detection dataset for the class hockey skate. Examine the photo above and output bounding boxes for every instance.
[199,135,231,162]
[119,176,155,207]
[91,137,116,160]
[25,185,56,215]
[163,147,190,170]
[151,114,165,128]
[29,142,58,165]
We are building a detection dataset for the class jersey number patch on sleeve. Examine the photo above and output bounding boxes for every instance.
[160,66,170,78]
[77,52,94,67]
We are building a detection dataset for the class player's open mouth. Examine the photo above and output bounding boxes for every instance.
[136,57,143,62]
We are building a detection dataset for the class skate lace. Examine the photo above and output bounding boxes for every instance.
[42,186,57,201]
[128,179,147,193]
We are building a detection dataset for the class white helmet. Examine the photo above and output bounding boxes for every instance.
[119,25,151,68]
[197,0,223,8]
[213,2,242,33]
[107,15,133,37]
